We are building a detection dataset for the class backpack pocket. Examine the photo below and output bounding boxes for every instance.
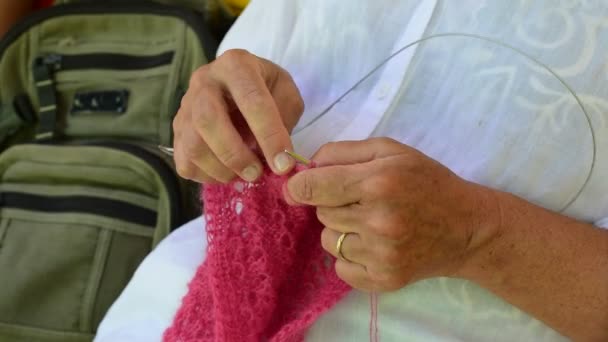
[0,2,217,147]
[36,51,177,143]
[0,143,195,341]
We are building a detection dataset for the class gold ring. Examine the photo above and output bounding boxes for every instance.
[336,232,351,262]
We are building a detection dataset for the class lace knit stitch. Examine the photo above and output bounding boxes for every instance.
[164,167,351,341]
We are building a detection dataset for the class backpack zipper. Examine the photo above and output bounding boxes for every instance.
[0,191,157,227]
[38,51,175,72]
[36,140,189,229]
[76,141,188,230]
[0,2,217,62]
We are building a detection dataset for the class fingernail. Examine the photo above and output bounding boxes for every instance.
[274,152,292,172]
[242,164,260,182]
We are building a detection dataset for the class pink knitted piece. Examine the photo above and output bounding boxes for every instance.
[164,167,352,341]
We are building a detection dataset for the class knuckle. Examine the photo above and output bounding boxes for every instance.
[241,86,266,111]
[283,96,305,130]
[220,50,254,73]
[220,48,251,62]
[372,137,399,146]
[291,93,305,115]
[189,64,210,88]
[319,141,336,153]
[178,92,188,110]
[183,141,204,159]
[336,176,350,197]
[208,162,237,184]
[317,141,340,158]
[370,137,404,155]
[191,106,216,131]
[172,113,183,134]
[257,128,283,145]
[194,174,215,184]
[177,98,188,116]
[294,173,316,202]
[216,147,243,168]
[176,163,195,180]
[216,172,237,184]
[302,174,316,201]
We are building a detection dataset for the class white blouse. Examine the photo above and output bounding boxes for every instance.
[96,0,608,341]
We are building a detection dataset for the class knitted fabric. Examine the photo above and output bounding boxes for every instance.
[164,167,352,341]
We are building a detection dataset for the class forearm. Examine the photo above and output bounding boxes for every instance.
[459,188,608,341]
[0,0,34,38]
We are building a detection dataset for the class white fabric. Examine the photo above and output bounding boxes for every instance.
[96,0,608,341]
[292,0,438,152]
[596,217,608,229]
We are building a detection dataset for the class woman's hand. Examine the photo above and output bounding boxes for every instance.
[285,138,499,291]
[173,49,305,183]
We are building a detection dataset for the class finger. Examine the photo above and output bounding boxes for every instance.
[191,84,263,182]
[190,146,237,184]
[267,64,305,132]
[173,93,227,183]
[285,164,367,206]
[321,228,367,265]
[312,138,408,167]
[316,205,367,232]
[335,259,375,291]
[179,126,236,183]
[213,50,295,174]
[173,146,217,183]
[180,161,218,184]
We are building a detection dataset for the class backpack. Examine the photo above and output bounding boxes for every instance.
[0,2,218,340]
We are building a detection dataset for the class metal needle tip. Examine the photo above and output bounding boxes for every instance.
[158,145,174,156]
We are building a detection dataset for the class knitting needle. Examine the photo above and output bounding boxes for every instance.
[158,145,311,166]
[283,149,311,166]
[158,145,174,156]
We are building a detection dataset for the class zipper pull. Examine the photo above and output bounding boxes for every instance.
[42,54,63,71]
[35,53,63,72]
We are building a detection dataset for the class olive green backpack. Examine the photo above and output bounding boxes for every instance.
[0,1,220,341]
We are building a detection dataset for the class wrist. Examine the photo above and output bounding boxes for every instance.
[454,183,510,283]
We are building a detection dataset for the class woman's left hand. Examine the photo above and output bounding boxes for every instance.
[285,138,500,291]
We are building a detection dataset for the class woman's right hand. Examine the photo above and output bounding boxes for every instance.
[173,49,305,183]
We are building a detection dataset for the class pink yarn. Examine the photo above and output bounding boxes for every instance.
[164,167,352,341]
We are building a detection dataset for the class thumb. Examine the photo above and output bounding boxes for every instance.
[312,138,407,166]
